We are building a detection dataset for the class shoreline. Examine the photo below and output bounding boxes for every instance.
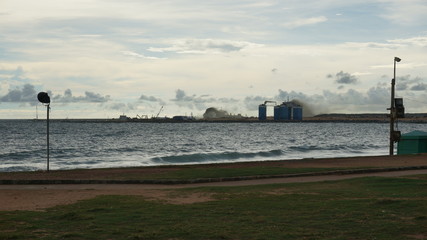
[1,154,426,182]
[3,113,427,123]
[16,119,427,123]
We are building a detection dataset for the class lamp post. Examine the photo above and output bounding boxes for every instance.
[37,92,51,171]
[389,57,401,155]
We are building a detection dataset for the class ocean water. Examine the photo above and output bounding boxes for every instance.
[0,120,426,172]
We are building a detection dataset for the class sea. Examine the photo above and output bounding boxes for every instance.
[1,120,426,172]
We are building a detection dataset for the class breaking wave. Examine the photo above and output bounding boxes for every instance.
[1,120,424,171]
[151,149,284,165]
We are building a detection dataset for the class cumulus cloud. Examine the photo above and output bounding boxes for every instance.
[139,94,165,105]
[108,102,135,111]
[0,66,32,86]
[396,75,427,91]
[244,95,269,111]
[366,85,389,104]
[172,89,238,110]
[53,89,110,103]
[148,39,263,54]
[396,82,408,91]
[410,83,427,91]
[0,84,37,104]
[328,71,358,84]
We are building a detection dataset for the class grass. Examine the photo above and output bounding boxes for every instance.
[1,175,426,240]
[136,166,345,180]
[0,166,364,182]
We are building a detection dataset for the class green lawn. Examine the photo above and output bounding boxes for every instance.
[0,166,363,182]
[1,175,426,240]
[138,167,344,180]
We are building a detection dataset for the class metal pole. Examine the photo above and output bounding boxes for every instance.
[47,104,50,171]
[389,57,400,155]
[389,75,395,155]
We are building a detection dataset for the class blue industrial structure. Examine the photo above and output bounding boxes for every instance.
[273,105,280,120]
[258,101,303,121]
[258,101,276,121]
[274,104,288,120]
[258,104,267,120]
[292,105,303,120]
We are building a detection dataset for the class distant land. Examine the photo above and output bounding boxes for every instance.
[25,113,427,123]
[306,113,427,122]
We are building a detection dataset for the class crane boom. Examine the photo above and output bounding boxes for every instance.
[156,106,164,118]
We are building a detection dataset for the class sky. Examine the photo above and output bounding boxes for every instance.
[1,0,427,119]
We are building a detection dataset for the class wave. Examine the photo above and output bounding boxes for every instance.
[0,165,43,172]
[288,143,382,153]
[1,121,401,172]
[0,149,45,161]
[151,149,284,164]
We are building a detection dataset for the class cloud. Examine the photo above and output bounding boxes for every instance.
[148,39,263,54]
[53,89,110,103]
[388,36,427,47]
[0,84,37,104]
[0,66,30,85]
[344,41,401,50]
[396,75,427,91]
[2,1,427,118]
[139,94,165,105]
[329,71,358,84]
[410,83,427,91]
[396,82,408,91]
[85,91,110,102]
[108,102,135,111]
[380,1,427,26]
[172,89,238,110]
[121,51,163,60]
[244,95,269,111]
[0,66,23,79]
[282,16,327,29]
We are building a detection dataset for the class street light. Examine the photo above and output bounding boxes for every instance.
[37,92,51,171]
[389,57,401,155]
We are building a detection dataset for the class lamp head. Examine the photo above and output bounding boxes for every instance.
[37,92,50,104]
[394,57,401,62]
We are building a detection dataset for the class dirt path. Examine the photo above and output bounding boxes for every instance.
[1,168,427,211]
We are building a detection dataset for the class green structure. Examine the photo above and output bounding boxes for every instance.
[397,130,427,155]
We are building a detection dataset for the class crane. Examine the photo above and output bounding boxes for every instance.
[155,106,164,118]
